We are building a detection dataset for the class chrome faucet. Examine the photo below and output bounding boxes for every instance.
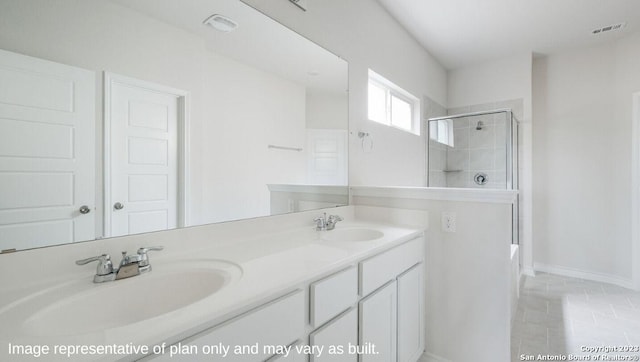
[314,213,343,231]
[76,246,163,283]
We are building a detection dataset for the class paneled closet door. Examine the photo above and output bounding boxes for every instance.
[105,73,181,237]
[0,49,95,250]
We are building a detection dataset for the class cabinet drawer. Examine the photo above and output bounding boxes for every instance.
[359,237,423,297]
[265,340,306,362]
[155,290,305,361]
[310,307,358,362]
[310,266,358,328]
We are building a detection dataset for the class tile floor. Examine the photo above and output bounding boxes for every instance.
[512,273,640,361]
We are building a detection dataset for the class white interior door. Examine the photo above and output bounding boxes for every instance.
[105,73,185,237]
[0,49,95,251]
[306,129,347,185]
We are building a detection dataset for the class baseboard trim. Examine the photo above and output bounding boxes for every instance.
[421,352,452,362]
[533,263,635,289]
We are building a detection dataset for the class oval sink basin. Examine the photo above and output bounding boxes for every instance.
[322,228,384,242]
[2,259,242,337]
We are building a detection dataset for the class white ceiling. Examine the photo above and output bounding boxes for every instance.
[377,0,640,70]
[110,0,347,94]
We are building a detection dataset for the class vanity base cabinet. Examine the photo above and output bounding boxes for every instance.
[146,236,425,362]
[359,280,397,362]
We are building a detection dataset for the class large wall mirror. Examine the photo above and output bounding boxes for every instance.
[0,0,349,252]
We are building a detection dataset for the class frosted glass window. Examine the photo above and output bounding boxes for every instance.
[437,121,448,142]
[367,69,420,135]
[368,82,387,124]
[429,120,454,147]
[391,95,412,131]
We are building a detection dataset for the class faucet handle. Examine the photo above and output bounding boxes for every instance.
[137,246,164,268]
[75,254,113,276]
[119,250,133,267]
[314,213,327,230]
[137,246,164,254]
[326,214,343,230]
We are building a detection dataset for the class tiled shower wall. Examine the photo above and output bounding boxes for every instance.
[427,99,523,189]
[428,139,448,187]
[445,112,508,188]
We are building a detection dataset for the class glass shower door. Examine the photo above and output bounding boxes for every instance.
[427,109,517,190]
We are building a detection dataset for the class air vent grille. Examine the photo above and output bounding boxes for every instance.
[203,14,238,33]
[592,22,626,34]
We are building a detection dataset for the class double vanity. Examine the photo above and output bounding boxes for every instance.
[0,206,427,361]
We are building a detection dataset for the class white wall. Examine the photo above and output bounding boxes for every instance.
[200,53,307,224]
[446,52,535,275]
[306,90,348,130]
[352,189,513,362]
[242,0,448,187]
[0,0,308,228]
[448,53,532,113]
[532,32,640,286]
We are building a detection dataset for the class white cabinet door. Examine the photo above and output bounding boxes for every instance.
[359,281,397,362]
[397,263,424,362]
[310,308,358,362]
[0,49,95,250]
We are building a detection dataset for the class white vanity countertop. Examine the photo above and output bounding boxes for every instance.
[0,207,426,361]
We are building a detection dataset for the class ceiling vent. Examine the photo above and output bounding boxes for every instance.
[203,14,238,33]
[592,22,626,35]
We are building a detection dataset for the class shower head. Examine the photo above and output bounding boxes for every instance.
[476,121,483,130]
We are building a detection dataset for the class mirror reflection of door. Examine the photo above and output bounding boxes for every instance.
[104,73,187,238]
[306,129,348,185]
[0,49,95,251]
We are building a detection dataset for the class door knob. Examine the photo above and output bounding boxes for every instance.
[79,205,91,214]
[114,202,124,210]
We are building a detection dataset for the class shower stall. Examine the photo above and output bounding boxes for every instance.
[427,109,518,190]
[428,109,520,244]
